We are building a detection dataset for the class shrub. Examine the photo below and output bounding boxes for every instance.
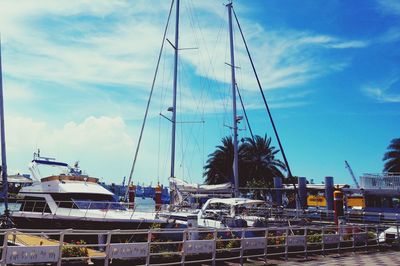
[62,240,88,258]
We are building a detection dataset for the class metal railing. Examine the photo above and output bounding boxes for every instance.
[10,200,167,220]
[9,199,400,228]
[360,173,400,189]
[0,223,396,266]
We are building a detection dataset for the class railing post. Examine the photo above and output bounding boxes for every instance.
[212,229,216,266]
[146,230,151,266]
[57,230,64,266]
[352,225,355,254]
[264,228,268,265]
[322,227,326,257]
[284,227,288,261]
[397,223,400,248]
[181,230,186,265]
[104,231,112,266]
[304,227,307,260]
[1,229,9,265]
[239,228,244,266]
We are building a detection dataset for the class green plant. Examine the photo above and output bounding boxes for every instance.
[367,231,377,240]
[307,233,322,244]
[62,240,88,258]
[267,232,286,246]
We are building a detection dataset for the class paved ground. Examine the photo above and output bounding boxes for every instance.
[240,250,400,265]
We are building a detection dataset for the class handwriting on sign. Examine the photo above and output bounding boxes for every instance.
[184,240,214,254]
[109,243,148,259]
[6,247,59,264]
[243,237,266,250]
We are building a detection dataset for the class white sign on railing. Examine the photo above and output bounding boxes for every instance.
[108,243,148,259]
[354,233,367,243]
[287,236,306,247]
[184,240,214,254]
[242,237,265,250]
[6,246,59,264]
[323,234,340,244]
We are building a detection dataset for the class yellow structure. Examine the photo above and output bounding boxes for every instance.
[307,195,365,208]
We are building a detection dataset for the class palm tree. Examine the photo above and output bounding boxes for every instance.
[383,138,400,173]
[240,135,286,187]
[203,136,234,184]
[204,134,287,186]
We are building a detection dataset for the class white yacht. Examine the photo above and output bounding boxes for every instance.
[10,153,167,229]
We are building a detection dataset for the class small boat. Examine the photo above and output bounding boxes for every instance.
[10,152,168,230]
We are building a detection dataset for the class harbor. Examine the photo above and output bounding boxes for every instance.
[0,0,400,265]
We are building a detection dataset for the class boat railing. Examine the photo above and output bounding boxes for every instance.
[10,199,162,219]
[0,223,396,265]
[360,173,400,189]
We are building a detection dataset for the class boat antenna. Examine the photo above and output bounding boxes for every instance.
[232,8,303,208]
[0,36,12,228]
[170,0,180,179]
[227,2,240,197]
[123,0,175,202]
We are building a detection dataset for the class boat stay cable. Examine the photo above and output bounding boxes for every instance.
[124,0,175,202]
[232,7,303,209]
[236,83,254,141]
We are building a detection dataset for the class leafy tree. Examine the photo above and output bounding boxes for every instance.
[204,134,286,186]
[203,136,235,184]
[240,135,286,187]
[383,138,400,173]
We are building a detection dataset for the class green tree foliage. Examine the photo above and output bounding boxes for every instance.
[383,138,400,173]
[204,134,286,186]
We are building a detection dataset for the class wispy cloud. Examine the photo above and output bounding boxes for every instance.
[0,0,368,113]
[376,0,400,16]
[362,78,400,103]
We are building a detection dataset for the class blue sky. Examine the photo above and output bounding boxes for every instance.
[0,0,399,186]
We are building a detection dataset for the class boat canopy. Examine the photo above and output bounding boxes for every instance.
[32,159,69,167]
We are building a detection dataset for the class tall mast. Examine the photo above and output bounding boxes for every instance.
[0,38,9,217]
[170,0,180,178]
[227,3,239,197]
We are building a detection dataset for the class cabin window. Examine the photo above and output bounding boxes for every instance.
[20,196,51,213]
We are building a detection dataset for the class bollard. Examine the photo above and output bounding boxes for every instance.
[334,189,344,225]
[325,176,334,219]
[128,184,136,204]
[297,177,307,210]
[273,177,283,207]
[155,184,162,211]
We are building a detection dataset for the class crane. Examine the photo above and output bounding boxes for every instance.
[345,160,360,188]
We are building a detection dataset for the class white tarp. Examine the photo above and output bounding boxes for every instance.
[169,177,232,205]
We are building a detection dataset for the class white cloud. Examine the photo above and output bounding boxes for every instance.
[6,116,135,181]
[362,78,400,103]
[0,0,365,107]
[362,87,400,103]
[377,0,400,16]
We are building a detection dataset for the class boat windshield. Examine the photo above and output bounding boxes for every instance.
[51,193,126,210]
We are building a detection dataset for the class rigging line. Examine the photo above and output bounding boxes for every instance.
[232,7,303,210]
[232,8,292,177]
[124,0,175,202]
[236,83,254,141]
